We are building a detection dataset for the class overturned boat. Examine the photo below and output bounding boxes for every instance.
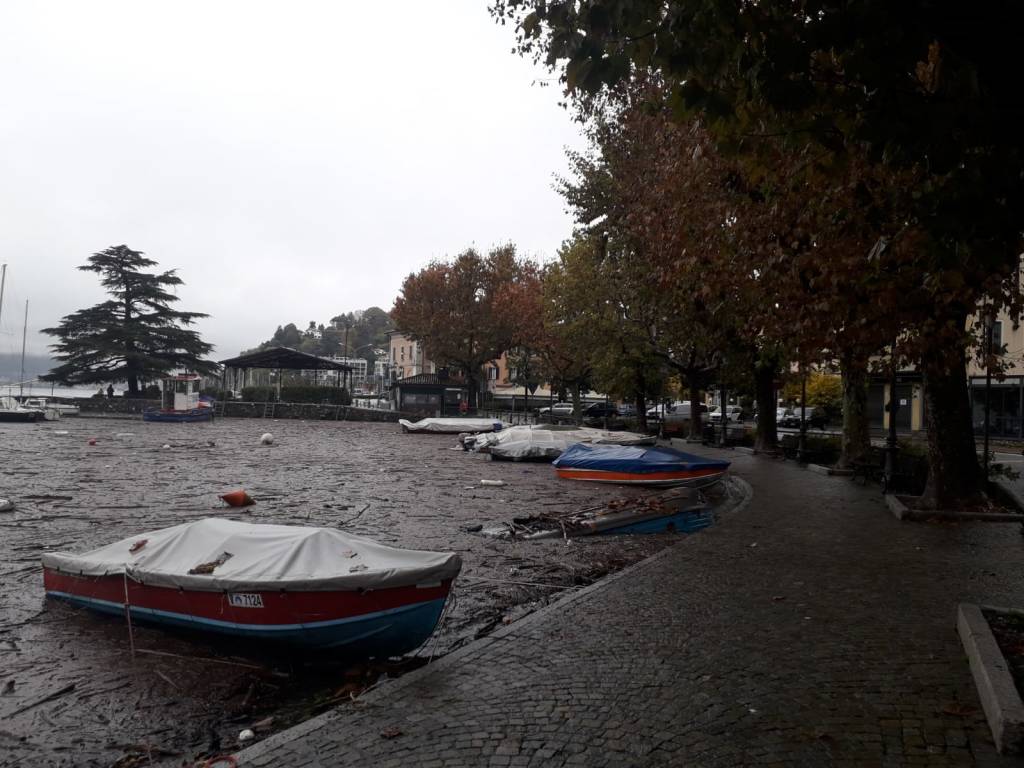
[553,443,730,488]
[399,417,505,434]
[42,518,461,655]
[464,424,655,461]
[484,489,713,539]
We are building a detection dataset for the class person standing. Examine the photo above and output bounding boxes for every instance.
[106,384,114,399]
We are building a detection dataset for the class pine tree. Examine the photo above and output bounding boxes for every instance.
[42,245,217,396]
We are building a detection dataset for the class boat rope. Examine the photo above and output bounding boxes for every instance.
[122,571,135,661]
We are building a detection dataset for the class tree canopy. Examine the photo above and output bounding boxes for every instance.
[494,0,1024,506]
[391,245,538,406]
[42,245,217,396]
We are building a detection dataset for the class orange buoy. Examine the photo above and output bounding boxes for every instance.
[219,489,255,508]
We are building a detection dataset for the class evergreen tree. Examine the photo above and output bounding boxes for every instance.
[42,245,217,396]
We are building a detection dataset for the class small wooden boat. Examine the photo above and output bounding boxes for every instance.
[484,489,713,539]
[399,417,505,434]
[553,443,730,487]
[42,518,461,655]
[143,374,214,423]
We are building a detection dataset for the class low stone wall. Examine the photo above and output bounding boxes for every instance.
[220,402,408,422]
[72,398,410,422]
[75,397,159,415]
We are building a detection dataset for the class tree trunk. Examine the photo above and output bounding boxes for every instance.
[633,367,648,432]
[688,380,703,441]
[753,363,777,452]
[635,390,647,432]
[838,352,871,468]
[919,317,982,509]
[467,374,479,409]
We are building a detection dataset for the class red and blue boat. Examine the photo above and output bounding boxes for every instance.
[553,443,730,488]
[42,518,461,655]
[142,374,214,423]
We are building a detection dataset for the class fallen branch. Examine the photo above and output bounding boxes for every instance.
[5,683,76,718]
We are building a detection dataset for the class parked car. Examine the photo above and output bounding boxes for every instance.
[538,402,575,418]
[770,406,826,429]
[583,402,619,419]
[662,402,709,433]
[776,408,800,427]
[646,401,687,421]
[617,403,638,418]
[708,405,744,424]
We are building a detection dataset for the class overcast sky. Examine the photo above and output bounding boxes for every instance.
[0,1,583,361]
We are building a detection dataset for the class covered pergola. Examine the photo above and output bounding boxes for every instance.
[218,346,354,399]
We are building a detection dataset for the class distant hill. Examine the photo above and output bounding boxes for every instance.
[0,353,55,382]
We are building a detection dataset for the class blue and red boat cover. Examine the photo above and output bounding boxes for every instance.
[552,443,730,474]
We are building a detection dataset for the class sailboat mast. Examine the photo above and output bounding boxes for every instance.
[19,300,27,398]
[0,263,6,329]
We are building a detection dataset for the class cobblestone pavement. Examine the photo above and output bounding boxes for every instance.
[236,447,1024,766]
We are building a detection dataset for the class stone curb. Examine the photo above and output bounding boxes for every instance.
[957,603,1024,754]
[232,476,754,764]
[887,493,1024,522]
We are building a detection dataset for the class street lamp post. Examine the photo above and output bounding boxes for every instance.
[984,311,994,480]
[797,361,807,463]
[884,338,899,493]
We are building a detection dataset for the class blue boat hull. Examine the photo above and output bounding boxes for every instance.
[46,590,448,655]
[596,509,714,535]
[142,408,214,423]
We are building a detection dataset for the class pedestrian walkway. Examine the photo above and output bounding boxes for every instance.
[236,448,1024,766]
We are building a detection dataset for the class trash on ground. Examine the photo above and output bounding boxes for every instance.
[480,479,506,487]
[237,729,255,743]
[260,433,274,445]
[0,499,13,513]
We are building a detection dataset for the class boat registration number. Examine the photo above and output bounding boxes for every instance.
[228,593,264,608]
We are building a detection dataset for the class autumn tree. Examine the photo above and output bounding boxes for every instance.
[392,245,536,407]
[540,235,666,429]
[42,246,216,396]
[497,0,1024,506]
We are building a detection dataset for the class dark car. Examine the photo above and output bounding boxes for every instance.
[583,402,619,419]
[617,403,638,418]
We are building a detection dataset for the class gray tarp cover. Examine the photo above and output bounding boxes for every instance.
[467,425,656,460]
[41,518,462,592]
[399,417,506,434]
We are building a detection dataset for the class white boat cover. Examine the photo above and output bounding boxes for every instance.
[41,518,462,592]
[399,417,506,434]
[466,424,655,460]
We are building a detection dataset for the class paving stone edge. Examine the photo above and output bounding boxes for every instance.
[957,602,1024,754]
[232,474,754,763]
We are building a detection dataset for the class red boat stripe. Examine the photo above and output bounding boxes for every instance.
[46,590,445,632]
[43,569,453,626]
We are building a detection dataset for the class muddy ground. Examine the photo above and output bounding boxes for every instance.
[0,417,734,767]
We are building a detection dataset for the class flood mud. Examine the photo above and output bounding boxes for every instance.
[0,418,730,766]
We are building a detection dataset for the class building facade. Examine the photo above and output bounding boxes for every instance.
[387,331,435,382]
